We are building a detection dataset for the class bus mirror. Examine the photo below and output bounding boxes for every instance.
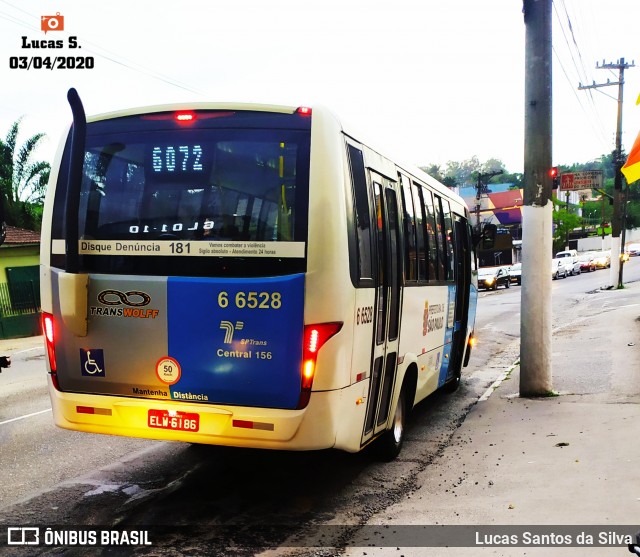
[473,223,497,248]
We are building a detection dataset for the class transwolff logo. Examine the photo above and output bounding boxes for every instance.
[90,289,160,319]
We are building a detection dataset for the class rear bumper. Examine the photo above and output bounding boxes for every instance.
[47,375,341,451]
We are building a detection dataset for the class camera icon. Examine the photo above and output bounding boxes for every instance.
[41,12,64,33]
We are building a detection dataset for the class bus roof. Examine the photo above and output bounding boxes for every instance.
[85,102,307,124]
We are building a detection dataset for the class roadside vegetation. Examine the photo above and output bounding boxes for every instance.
[0,118,50,232]
[422,153,639,253]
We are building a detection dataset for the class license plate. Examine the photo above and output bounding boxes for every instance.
[148,409,200,432]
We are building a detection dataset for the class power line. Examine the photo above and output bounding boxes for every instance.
[0,4,207,97]
[551,1,609,152]
[557,0,591,85]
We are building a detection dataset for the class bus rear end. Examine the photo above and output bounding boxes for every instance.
[40,102,342,449]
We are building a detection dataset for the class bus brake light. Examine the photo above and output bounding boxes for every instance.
[298,322,342,408]
[296,106,312,116]
[174,111,196,124]
[41,312,58,377]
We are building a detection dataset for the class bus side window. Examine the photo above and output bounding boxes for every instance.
[422,188,439,281]
[399,174,417,282]
[469,221,478,272]
[432,194,447,281]
[410,182,427,282]
[441,199,455,281]
[347,145,374,284]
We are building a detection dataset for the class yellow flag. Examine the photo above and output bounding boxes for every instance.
[622,130,640,184]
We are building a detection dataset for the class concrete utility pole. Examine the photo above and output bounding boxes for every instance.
[579,58,635,288]
[520,0,553,396]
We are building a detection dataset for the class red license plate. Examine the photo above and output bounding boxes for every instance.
[148,409,200,432]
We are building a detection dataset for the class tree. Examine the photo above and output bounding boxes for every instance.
[0,118,50,230]
[552,207,580,252]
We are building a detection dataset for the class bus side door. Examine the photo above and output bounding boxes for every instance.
[447,215,472,378]
[361,173,403,445]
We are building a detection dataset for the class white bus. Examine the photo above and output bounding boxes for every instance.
[40,90,478,459]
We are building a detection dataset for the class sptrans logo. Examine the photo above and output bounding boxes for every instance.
[41,13,64,33]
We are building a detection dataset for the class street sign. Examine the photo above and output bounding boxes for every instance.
[559,170,603,191]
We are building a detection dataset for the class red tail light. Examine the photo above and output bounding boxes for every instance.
[296,106,312,116]
[174,111,196,124]
[41,312,58,381]
[298,322,342,408]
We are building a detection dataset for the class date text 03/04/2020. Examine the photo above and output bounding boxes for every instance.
[9,56,94,70]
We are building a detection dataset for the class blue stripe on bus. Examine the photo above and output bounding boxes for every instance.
[437,284,456,387]
[167,274,305,409]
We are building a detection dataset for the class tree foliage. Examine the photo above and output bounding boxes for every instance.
[421,153,638,233]
[421,157,524,189]
[0,118,50,231]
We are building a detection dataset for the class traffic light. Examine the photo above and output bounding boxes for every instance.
[549,167,559,188]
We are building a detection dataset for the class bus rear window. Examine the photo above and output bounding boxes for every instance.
[51,112,311,277]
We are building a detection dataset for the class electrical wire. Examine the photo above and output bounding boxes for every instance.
[0,2,207,97]
[552,0,611,153]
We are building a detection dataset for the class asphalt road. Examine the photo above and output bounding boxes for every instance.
[0,257,638,556]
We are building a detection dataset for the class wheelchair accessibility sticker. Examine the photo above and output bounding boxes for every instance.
[80,349,105,377]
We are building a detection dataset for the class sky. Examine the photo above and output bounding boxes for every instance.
[1,0,639,176]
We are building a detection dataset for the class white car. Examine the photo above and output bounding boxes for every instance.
[508,263,522,285]
[625,243,640,257]
[552,258,568,279]
[564,258,581,276]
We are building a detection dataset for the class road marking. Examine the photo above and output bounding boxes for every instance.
[13,346,43,355]
[478,358,520,402]
[0,408,51,426]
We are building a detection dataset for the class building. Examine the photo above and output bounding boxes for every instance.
[0,226,41,338]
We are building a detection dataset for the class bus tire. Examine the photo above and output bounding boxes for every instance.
[376,386,407,461]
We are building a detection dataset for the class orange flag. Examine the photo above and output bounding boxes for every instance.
[622,130,640,184]
[621,93,640,184]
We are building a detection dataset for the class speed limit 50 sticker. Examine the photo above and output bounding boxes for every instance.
[156,356,181,385]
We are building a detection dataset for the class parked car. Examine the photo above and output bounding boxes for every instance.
[593,251,611,269]
[625,243,640,256]
[552,258,568,279]
[577,252,596,272]
[478,266,511,290]
[509,263,522,285]
[555,249,578,260]
[564,258,581,276]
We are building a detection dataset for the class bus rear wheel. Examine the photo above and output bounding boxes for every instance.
[376,387,406,461]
